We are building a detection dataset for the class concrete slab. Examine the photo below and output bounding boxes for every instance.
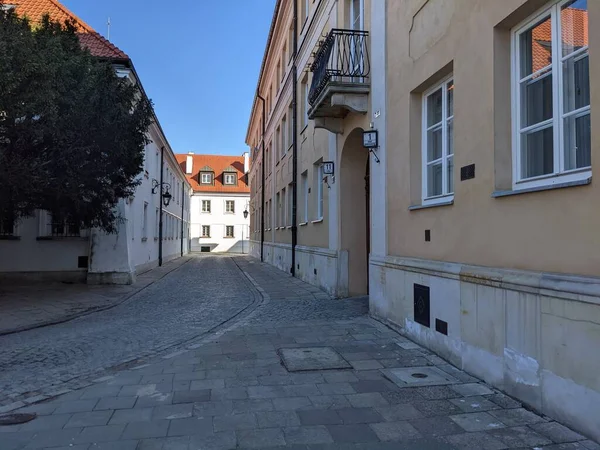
[278,347,351,372]
[381,366,459,388]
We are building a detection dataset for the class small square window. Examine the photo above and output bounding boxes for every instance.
[201,173,213,184]
[202,200,211,213]
[202,225,210,238]
[225,200,235,214]
[225,225,234,238]
[224,173,237,185]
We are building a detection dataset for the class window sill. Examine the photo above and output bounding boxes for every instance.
[276,161,280,167]
[299,222,308,226]
[300,124,308,134]
[275,227,281,230]
[267,228,271,231]
[201,236,211,239]
[311,218,323,224]
[224,237,235,239]
[409,199,454,211]
[492,177,592,198]
[286,226,292,229]
[0,235,20,240]
[141,237,148,242]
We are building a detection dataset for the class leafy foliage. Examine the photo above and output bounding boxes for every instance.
[0,7,153,232]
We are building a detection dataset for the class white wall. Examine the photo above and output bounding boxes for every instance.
[190,193,250,253]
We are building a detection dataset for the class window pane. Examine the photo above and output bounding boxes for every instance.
[563,54,589,113]
[447,119,454,156]
[520,15,552,78]
[447,81,454,117]
[564,113,591,170]
[427,125,442,162]
[561,0,588,57]
[447,156,454,194]
[521,71,553,127]
[427,88,443,127]
[427,163,443,197]
[520,126,554,179]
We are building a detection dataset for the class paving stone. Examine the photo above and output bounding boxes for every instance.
[322,372,359,383]
[172,390,211,404]
[483,393,522,409]
[152,403,193,420]
[225,378,259,388]
[415,385,463,400]
[350,360,384,370]
[488,408,547,427]
[210,388,248,401]
[582,441,600,449]
[413,399,463,417]
[189,379,225,390]
[410,416,466,437]
[297,409,343,425]
[141,374,175,385]
[15,402,57,416]
[326,424,380,443]
[486,426,553,447]
[213,413,257,431]
[272,397,312,411]
[21,428,82,448]
[94,396,137,411]
[88,439,139,449]
[308,395,352,410]
[205,370,237,380]
[237,428,286,448]
[248,386,286,399]
[232,399,273,413]
[258,375,294,386]
[370,421,422,441]
[437,365,479,383]
[119,383,172,397]
[350,380,396,393]
[256,410,300,428]
[167,417,213,437]
[279,347,351,372]
[445,431,509,450]
[450,412,507,432]
[137,436,190,450]
[134,392,173,408]
[41,445,90,450]
[375,404,424,422]
[317,383,356,395]
[109,407,154,424]
[380,388,424,404]
[54,399,98,414]
[449,396,502,413]
[173,371,206,382]
[74,424,126,443]
[20,413,72,431]
[336,407,383,424]
[346,393,388,408]
[121,419,169,439]
[188,431,237,450]
[192,401,233,417]
[106,374,143,386]
[451,383,494,397]
[79,385,123,399]
[283,425,334,445]
[284,384,322,397]
[64,410,113,428]
[530,422,586,443]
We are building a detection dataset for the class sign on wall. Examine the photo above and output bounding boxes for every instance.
[363,130,378,148]
[322,161,335,175]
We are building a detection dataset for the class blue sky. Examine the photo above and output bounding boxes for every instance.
[61,0,275,156]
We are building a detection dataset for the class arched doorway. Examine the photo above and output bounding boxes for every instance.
[340,128,370,296]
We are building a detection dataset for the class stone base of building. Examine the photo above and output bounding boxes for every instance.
[369,254,600,442]
[0,270,87,284]
[250,240,348,297]
[87,271,135,285]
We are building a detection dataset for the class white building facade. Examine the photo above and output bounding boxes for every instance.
[177,153,250,253]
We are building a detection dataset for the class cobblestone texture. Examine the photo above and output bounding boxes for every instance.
[0,255,596,449]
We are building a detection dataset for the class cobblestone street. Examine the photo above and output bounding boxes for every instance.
[1,256,597,449]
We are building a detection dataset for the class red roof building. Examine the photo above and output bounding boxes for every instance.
[176,154,250,194]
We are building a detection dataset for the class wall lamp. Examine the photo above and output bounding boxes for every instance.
[151,179,172,207]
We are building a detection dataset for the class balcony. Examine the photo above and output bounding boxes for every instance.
[308,29,370,134]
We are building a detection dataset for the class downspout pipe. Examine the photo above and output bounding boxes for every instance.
[257,92,266,263]
[180,181,184,257]
[158,146,164,266]
[291,0,298,276]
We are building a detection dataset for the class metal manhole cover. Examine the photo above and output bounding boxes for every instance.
[381,366,459,387]
[279,347,351,372]
[0,413,36,425]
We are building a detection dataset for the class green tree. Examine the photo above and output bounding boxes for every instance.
[0,7,153,233]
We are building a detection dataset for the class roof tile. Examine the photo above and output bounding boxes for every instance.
[176,154,250,194]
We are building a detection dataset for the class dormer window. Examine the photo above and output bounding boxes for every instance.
[199,165,214,184]
[223,166,238,185]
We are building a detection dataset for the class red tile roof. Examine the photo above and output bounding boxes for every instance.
[176,154,250,194]
[11,0,128,59]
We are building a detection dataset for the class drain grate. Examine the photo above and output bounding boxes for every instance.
[0,413,36,426]
[279,347,351,372]
[381,366,458,387]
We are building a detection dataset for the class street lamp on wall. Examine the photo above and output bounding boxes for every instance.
[243,209,249,219]
[151,179,172,207]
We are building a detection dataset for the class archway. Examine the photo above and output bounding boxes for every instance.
[340,128,370,296]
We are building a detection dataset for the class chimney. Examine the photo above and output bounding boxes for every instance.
[186,152,193,174]
[243,152,249,174]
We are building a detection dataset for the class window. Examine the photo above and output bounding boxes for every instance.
[288,104,294,147]
[315,163,324,220]
[202,225,210,238]
[422,76,454,203]
[201,172,213,184]
[288,183,293,226]
[0,211,15,236]
[202,200,211,213]
[301,0,309,24]
[512,0,590,188]
[288,27,294,63]
[302,78,309,128]
[301,171,308,222]
[276,192,282,227]
[225,225,234,238]
[225,200,235,214]
[155,208,159,239]
[276,126,282,159]
[224,173,237,185]
[282,116,287,154]
[46,212,80,237]
[142,202,148,240]
[277,59,282,87]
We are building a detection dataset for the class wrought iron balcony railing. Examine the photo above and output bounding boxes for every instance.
[309,29,370,107]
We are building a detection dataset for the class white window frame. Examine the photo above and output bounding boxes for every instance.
[225,200,235,214]
[224,173,236,185]
[302,79,309,128]
[142,202,148,240]
[421,75,454,205]
[201,225,210,238]
[316,164,324,220]
[201,199,211,213]
[288,184,293,226]
[302,171,309,222]
[225,225,234,238]
[511,0,591,190]
[201,172,212,184]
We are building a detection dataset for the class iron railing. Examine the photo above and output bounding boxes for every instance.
[309,29,370,106]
